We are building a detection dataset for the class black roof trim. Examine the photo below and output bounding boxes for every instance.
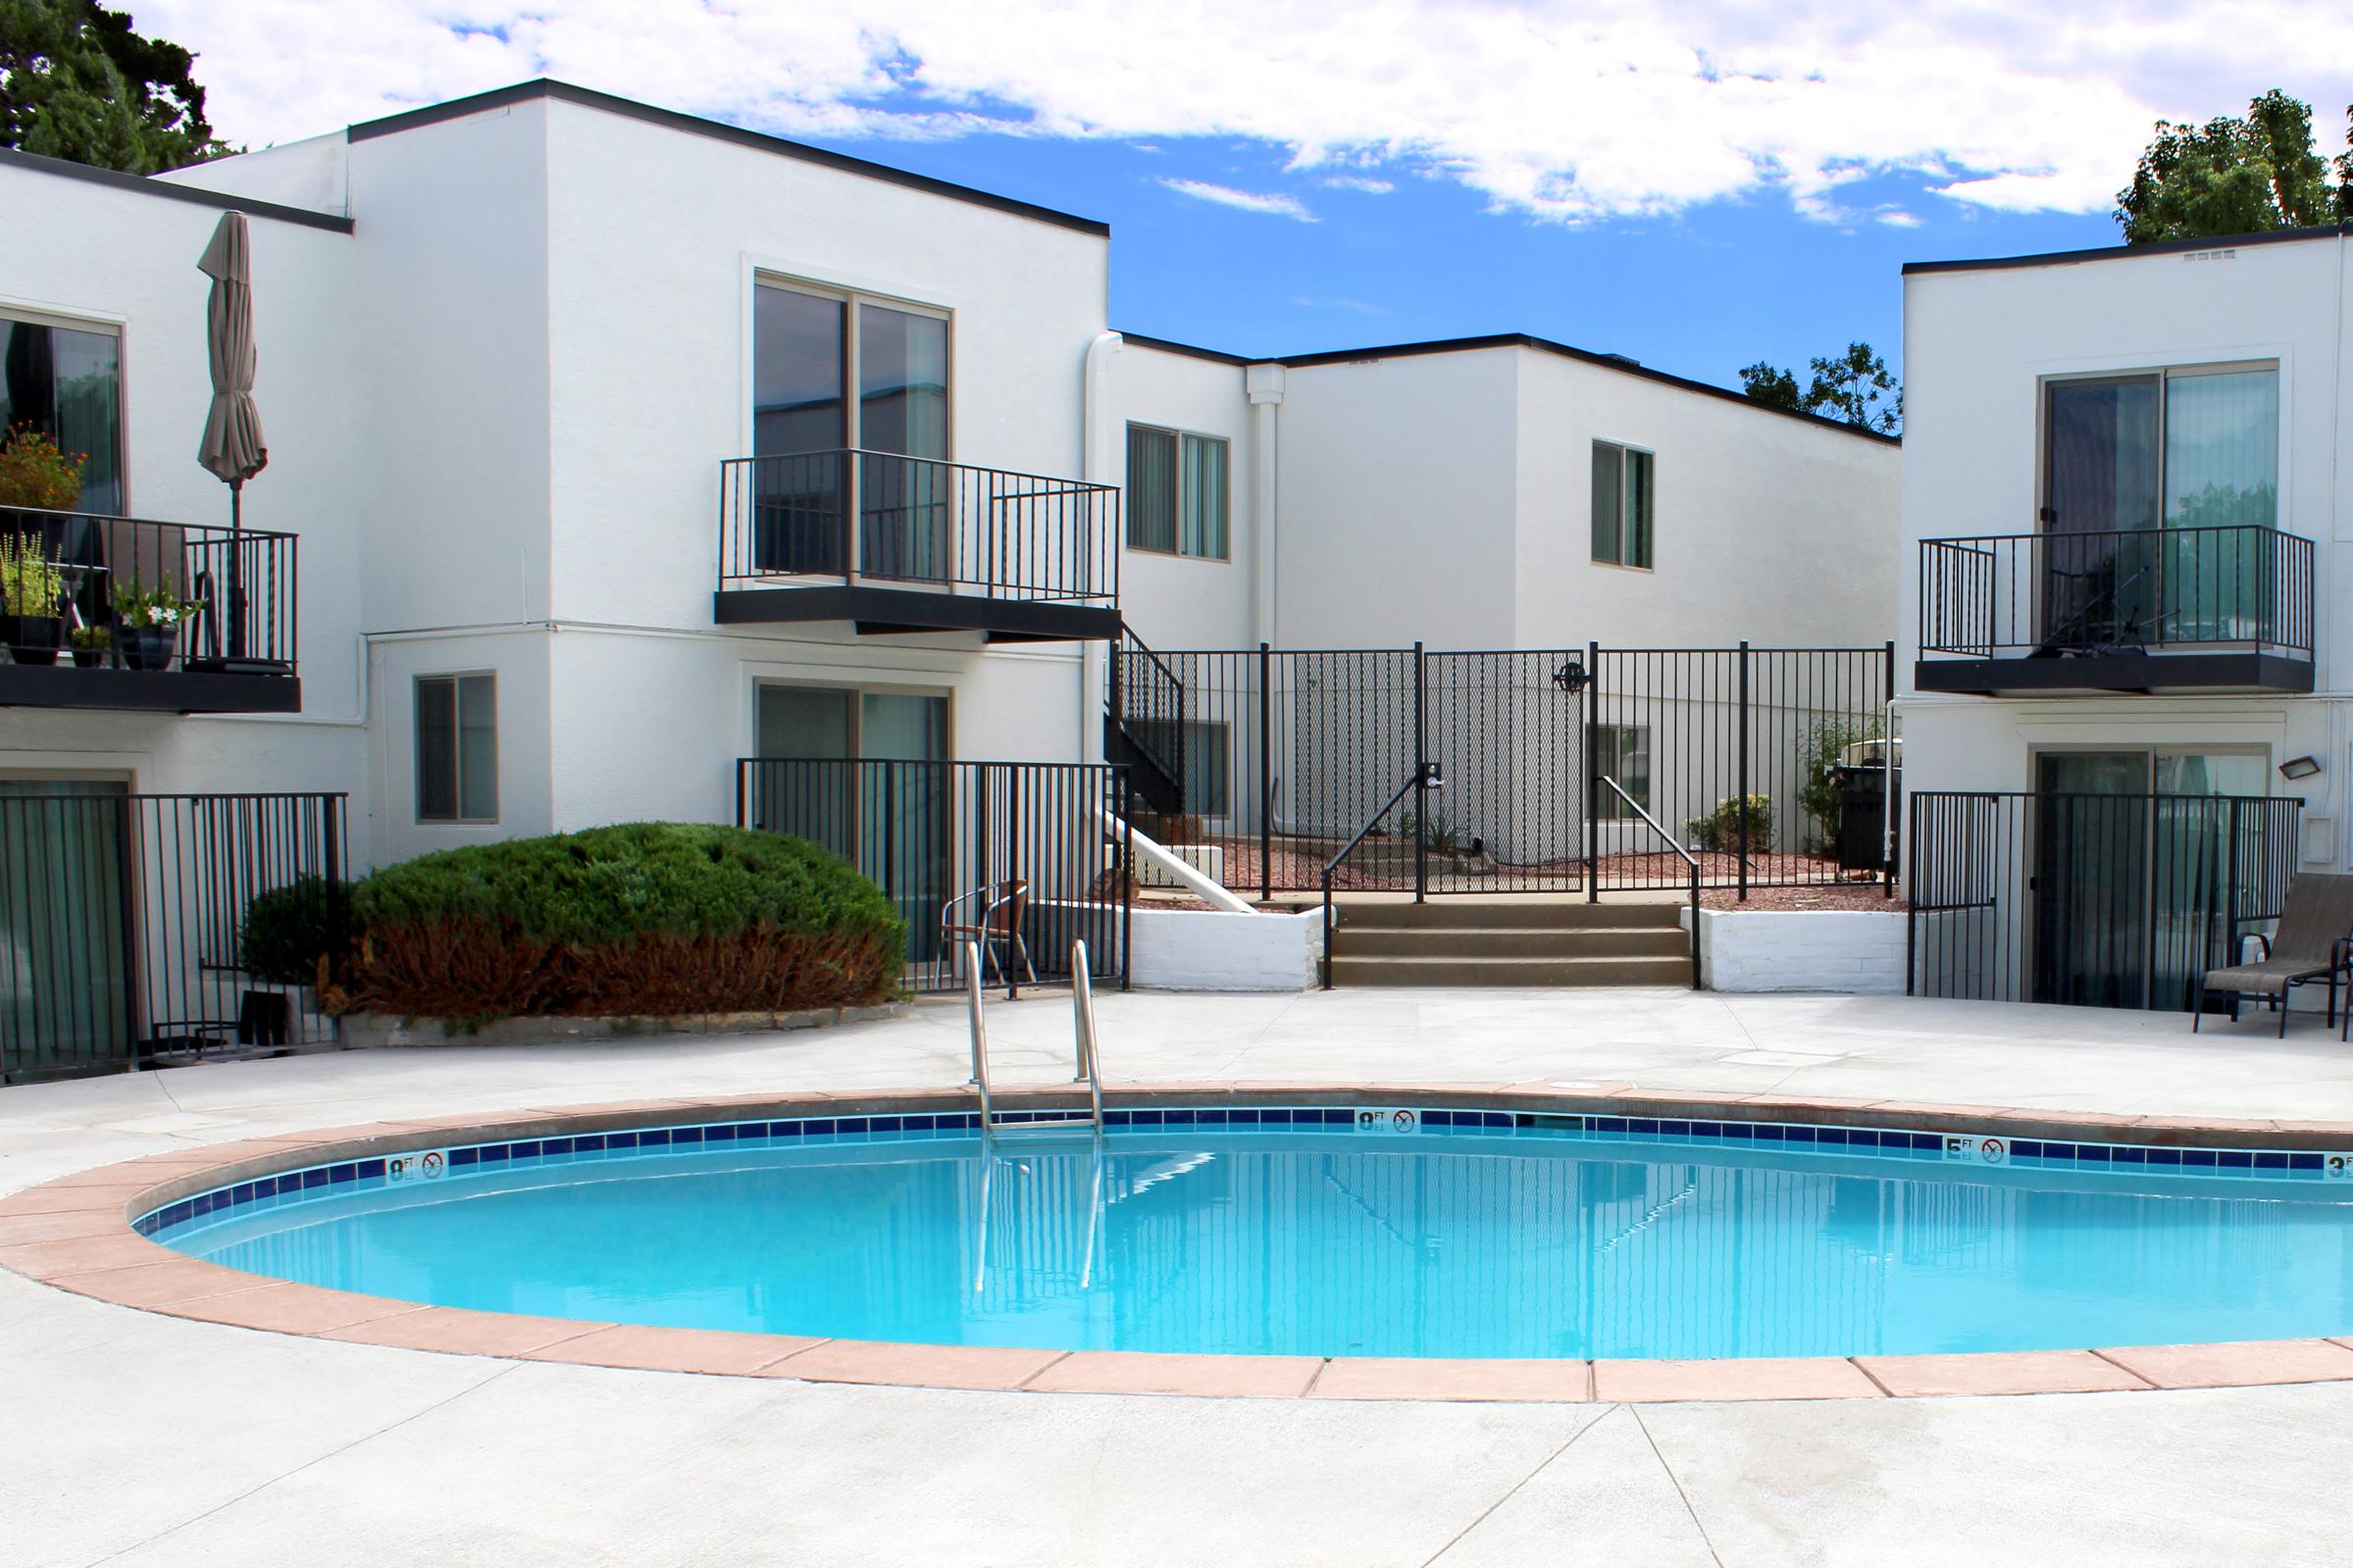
[1120,329,1898,445]
[0,147,354,233]
[347,79,1110,237]
[1117,331,1254,366]
[1904,223,2353,277]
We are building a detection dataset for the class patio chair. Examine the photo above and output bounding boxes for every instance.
[942,878,1037,997]
[2191,872,2353,1037]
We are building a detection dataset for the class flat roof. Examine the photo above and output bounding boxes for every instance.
[0,147,355,233]
[346,79,1109,237]
[1904,223,2353,277]
[1118,330,1901,445]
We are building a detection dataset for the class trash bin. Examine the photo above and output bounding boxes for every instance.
[1832,738,1901,875]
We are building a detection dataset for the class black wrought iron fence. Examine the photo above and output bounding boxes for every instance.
[1907,790,2300,1012]
[0,791,346,1085]
[718,450,1119,604]
[1105,636,1894,899]
[737,758,1130,995]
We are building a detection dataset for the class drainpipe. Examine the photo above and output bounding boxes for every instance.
[1245,363,1286,649]
[1080,330,1125,764]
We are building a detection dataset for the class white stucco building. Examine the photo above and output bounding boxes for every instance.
[0,78,1898,1074]
[1898,226,2349,1011]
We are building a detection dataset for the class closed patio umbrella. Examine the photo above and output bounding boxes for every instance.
[197,211,267,661]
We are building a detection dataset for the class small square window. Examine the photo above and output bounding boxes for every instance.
[416,673,497,823]
[1128,424,1230,560]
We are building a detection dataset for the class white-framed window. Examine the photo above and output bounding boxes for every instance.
[1587,724,1650,820]
[415,673,497,824]
[1591,440,1654,569]
[0,307,123,514]
[1127,424,1230,559]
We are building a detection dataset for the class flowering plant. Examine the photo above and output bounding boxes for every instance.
[113,579,200,629]
[0,426,86,510]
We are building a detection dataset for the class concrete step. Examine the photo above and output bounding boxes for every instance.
[1334,900,1684,932]
[1337,926,1692,959]
[1324,953,1695,987]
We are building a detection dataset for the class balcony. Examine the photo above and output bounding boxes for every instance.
[0,506,300,713]
[1916,525,2314,696]
[715,449,1120,643]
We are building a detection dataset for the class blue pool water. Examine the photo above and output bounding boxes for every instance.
[150,1111,2353,1359]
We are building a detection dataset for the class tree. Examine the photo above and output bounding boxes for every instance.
[1804,342,1901,435]
[0,0,229,174]
[1738,362,1801,410]
[2116,88,2353,244]
[1739,342,1901,434]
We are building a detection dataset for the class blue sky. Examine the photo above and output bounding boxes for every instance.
[796,129,2121,388]
[146,3,2351,397]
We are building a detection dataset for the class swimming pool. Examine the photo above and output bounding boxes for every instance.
[140,1103,2353,1361]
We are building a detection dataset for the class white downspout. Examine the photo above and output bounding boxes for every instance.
[1080,330,1125,765]
[1245,362,1286,648]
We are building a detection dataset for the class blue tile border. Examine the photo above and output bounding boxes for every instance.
[132,1098,2353,1242]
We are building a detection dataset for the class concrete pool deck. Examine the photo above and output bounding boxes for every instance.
[8,986,2353,1563]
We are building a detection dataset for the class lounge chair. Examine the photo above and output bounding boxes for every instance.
[2191,872,2353,1037]
[942,878,1037,997]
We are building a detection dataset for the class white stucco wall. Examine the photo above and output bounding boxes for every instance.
[1897,235,2353,842]
[1687,907,1908,993]
[0,159,370,818]
[1130,905,1321,990]
[1512,349,1900,651]
[1106,341,1258,649]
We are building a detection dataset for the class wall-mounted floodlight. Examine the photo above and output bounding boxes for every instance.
[2281,755,2323,781]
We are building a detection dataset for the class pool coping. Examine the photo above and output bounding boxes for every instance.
[12,1079,2353,1403]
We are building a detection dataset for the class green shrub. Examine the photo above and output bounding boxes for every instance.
[239,875,353,987]
[1685,794,1773,854]
[1798,719,1881,852]
[1393,807,1469,855]
[334,823,906,1021]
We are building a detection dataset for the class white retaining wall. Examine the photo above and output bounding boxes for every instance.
[1686,908,1908,994]
[1130,906,1323,991]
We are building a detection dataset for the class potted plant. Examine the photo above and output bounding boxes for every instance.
[0,532,68,665]
[69,624,112,669]
[0,425,85,511]
[113,580,199,672]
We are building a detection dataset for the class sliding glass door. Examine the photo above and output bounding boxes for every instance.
[753,685,950,963]
[750,280,950,582]
[2032,749,2269,1010]
[2040,367,2277,651]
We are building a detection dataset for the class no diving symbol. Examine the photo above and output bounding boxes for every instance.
[422,1150,445,1176]
[1392,1109,1419,1134]
[1979,1138,2007,1165]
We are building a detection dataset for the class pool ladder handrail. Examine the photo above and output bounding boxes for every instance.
[964,937,1104,1139]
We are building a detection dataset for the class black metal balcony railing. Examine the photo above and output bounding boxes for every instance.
[718,449,1119,604]
[0,504,298,675]
[1918,524,2314,663]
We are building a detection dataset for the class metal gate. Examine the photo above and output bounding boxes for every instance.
[1108,636,1895,899]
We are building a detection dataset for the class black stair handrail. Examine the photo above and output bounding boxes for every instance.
[1595,775,1701,989]
[1321,763,1439,988]
[1108,626,1187,798]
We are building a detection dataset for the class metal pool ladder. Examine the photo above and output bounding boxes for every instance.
[964,937,1105,1138]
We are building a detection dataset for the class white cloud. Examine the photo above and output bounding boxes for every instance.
[1321,175,1395,194]
[1875,210,1926,229]
[133,2,2353,225]
[1159,178,1317,221]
